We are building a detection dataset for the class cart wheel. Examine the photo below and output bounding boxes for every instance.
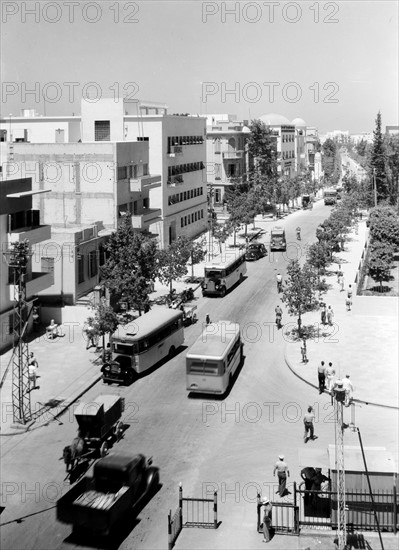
[100,441,109,457]
[114,421,124,441]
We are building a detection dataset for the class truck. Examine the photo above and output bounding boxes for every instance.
[324,189,338,205]
[57,453,159,536]
[270,226,287,251]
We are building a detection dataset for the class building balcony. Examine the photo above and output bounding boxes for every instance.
[131,208,162,229]
[222,150,244,160]
[8,224,51,247]
[130,174,161,193]
[9,271,54,301]
[167,175,184,186]
[167,146,184,157]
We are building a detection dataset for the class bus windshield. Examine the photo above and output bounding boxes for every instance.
[205,269,224,278]
[112,342,136,355]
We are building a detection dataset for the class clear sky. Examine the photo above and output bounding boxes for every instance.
[1,0,398,133]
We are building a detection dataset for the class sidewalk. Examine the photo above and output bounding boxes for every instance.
[284,220,399,409]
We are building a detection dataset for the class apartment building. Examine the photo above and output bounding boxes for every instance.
[0,178,54,352]
[81,97,208,247]
[205,114,251,206]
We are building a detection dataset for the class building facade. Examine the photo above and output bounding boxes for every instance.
[0,178,54,352]
[258,114,296,178]
[205,114,251,206]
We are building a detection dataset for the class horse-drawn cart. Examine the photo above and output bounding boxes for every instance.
[63,394,125,473]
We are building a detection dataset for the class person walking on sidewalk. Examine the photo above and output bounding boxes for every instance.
[325,362,335,391]
[342,374,354,406]
[28,354,39,390]
[326,306,334,326]
[317,361,326,394]
[261,497,273,543]
[338,274,345,292]
[347,285,353,311]
[275,305,283,329]
[303,406,316,443]
[273,455,290,497]
[320,302,326,325]
[205,313,211,325]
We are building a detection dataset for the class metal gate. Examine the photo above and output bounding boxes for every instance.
[257,494,299,535]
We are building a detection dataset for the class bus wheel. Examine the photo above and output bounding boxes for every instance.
[220,287,226,297]
[168,346,176,358]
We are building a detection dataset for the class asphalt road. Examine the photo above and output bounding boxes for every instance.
[1,202,396,550]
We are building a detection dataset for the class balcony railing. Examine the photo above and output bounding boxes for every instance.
[167,146,183,157]
[167,175,184,186]
[222,150,244,160]
[8,224,51,246]
[130,174,161,193]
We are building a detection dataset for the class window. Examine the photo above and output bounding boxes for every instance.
[143,163,149,176]
[118,166,127,180]
[95,121,110,141]
[191,213,194,223]
[201,209,204,218]
[78,253,85,283]
[181,218,184,228]
[184,216,187,226]
[195,212,198,221]
[41,257,54,273]
[137,137,149,141]
[89,250,98,278]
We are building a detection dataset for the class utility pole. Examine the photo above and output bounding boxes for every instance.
[332,381,348,550]
[3,240,32,424]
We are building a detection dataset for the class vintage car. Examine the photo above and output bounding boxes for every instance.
[245,242,267,261]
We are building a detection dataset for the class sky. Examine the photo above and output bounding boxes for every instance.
[1,0,398,133]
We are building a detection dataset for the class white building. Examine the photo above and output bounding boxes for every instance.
[258,113,296,177]
[206,114,251,206]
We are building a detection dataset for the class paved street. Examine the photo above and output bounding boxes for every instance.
[1,201,398,550]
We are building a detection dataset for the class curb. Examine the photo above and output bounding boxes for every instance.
[284,344,399,411]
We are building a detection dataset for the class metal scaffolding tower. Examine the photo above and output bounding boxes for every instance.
[333,382,347,550]
[3,240,32,424]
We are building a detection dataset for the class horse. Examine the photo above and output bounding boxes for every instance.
[62,436,85,472]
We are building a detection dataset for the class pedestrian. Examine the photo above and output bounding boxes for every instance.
[317,361,326,394]
[303,406,317,443]
[347,285,353,311]
[325,362,335,391]
[273,455,290,497]
[205,313,211,325]
[28,354,39,390]
[326,305,334,326]
[275,305,283,329]
[300,467,316,504]
[342,374,354,406]
[261,497,273,543]
[85,318,97,350]
[336,265,342,281]
[310,468,329,505]
[320,303,326,325]
[338,274,345,292]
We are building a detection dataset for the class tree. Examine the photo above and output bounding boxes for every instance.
[225,183,257,237]
[187,238,206,279]
[212,222,231,254]
[247,119,278,178]
[101,217,158,315]
[281,261,319,360]
[306,242,331,276]
[89,299,119,359]
[384,133,399,205]
[368,205,399,247]
[156,236,192,294]
[370,111,389,203]
[367,240,395,291]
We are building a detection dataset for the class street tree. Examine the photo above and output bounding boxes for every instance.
[367,240,395,292]
[187,238,207,279]
[281,260,319,360]
[225,183,257,237]
[101,217,158,314]
[212,222,231,254]
[306,241,331,276]
[384,133,399,204]
[156,236,192,295]
[370,111,389,203]
[368,205,399,247]
[247,119,278,178]
[89,298,119,358]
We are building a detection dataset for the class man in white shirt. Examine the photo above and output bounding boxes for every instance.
[342,374,354,406]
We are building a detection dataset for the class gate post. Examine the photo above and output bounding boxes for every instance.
[213,491,218,528]
[179,483,183,527]
[393,485,397,534]
[257,493,261,532]
[168,510,172,550]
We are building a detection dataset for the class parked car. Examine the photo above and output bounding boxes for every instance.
[245,242,267,261]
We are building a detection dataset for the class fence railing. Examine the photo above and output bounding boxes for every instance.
[168,484,218,549]
[257,494,299,535]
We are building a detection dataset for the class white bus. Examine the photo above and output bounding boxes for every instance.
[202,253,247,297]
[186,321,243,395]
[103,309,184,384]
